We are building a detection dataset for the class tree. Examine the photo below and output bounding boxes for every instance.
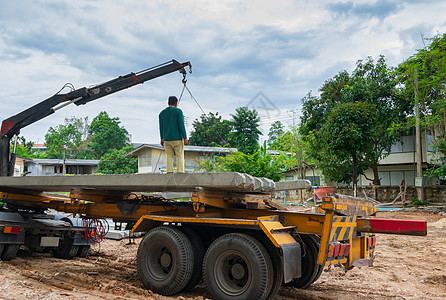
[10,136,45,159]
[397,33,446,178]
[217,143,282,181]
[267,121,284,148]
[268,126,313,179]
[189,112,233,147]
[301,56,410,185]
[313,102,380,192]
[230,107,261,154]
[97,145,138,174]
[88,111,130,158]
[45,119,83,159]
[344,56,411,184]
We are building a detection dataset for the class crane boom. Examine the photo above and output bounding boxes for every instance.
[0,59,191,176]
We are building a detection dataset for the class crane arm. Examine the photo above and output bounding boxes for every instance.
[0,59,191,176]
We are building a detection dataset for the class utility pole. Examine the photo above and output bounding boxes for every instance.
[414,70,425,201]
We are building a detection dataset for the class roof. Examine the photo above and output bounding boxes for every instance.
[26,159,100,166]
[32,144,46,148]
[125,144,237,157]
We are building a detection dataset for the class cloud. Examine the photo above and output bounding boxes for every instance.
[327,1,400,20]
[0,0,445,144]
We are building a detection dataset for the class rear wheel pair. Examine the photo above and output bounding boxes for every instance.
[287,234,323,289]
[137,228,280,299]
[203,233,279,300]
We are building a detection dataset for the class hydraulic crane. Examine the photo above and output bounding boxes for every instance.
[0,59,191,177]
[0,59,191,260]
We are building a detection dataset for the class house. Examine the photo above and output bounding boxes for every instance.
[31,143,47,154]
[13,156,27,176]
[125,144,237,173]
[24,159,100,176]
[281,132,441,186]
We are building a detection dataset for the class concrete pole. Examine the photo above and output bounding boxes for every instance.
[414,70,425,201]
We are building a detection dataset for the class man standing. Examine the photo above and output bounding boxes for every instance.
[159,96,188,173]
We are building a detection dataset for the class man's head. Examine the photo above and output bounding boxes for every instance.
[168,96,178,107]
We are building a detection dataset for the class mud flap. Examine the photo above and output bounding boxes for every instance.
[281,242,301,283]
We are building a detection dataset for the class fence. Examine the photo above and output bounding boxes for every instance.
[273,185,446,205]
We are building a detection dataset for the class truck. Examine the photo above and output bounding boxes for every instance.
[0,59,191,258]
[0,61,427,300]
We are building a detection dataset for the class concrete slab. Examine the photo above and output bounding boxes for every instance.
[275,180,311,190]
[159,192,193,199]
[106,229,129,240]
[0,172,276,193]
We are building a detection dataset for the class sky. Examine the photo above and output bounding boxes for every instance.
[1,0,445,145]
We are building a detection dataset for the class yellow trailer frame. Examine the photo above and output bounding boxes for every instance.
[0,187,427,299]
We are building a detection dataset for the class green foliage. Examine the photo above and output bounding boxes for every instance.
[97,146,138,174]
[45,118,85,159]
[313,102,380,184]
[230,107,261,154]
[189,112,233,147]
[397,33,446,178]
[267,121,284,148]
[301,55,409,185]
[10,136,46,159]
[89,111,130,158]
[194,156,225,173]
[215,142,283,181]
[410,198,429,207]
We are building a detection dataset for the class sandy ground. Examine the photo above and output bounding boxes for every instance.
[0,209,445,300]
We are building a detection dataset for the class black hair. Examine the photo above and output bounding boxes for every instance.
[168,96,178,106]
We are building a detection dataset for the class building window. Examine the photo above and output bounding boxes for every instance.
[306,176,320,186]
[139,150,151,168]
[285,176,294,181]
[377,170,429,186]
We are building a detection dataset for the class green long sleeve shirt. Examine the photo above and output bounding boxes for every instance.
[159,106,187,141]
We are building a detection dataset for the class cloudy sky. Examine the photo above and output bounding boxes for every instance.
[1,1,445,145]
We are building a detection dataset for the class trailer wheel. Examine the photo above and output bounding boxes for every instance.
[77,245,90,258]
[251,232,284,300]
[203,233,273,300]
[180,227,205,292]
[53,235,79,259]
[264,245,283,300]
[137,226,193,295]
[1,244,20,261]
[307,235,323,285]
[0,244,4,257]
[288,234,320,289]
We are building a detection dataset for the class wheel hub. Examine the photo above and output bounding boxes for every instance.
[160,253,172,268]
[231,263,245,280]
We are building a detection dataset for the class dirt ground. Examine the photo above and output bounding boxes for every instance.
[0,209,445,300]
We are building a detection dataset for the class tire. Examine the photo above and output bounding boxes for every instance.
[77,245,91,258]
[264,245,283,300]
[1,244,20,261]
[288,234,320,289]
[180,227,205,292]
[251,232,284,300]
[307,235,323,285]
[0,244,4,258]
[53,235,79,259]
[137,226,194,296]
[203,233,273,300]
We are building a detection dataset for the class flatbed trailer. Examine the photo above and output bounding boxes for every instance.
[0,173,427,300]
[0,59,428,299]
